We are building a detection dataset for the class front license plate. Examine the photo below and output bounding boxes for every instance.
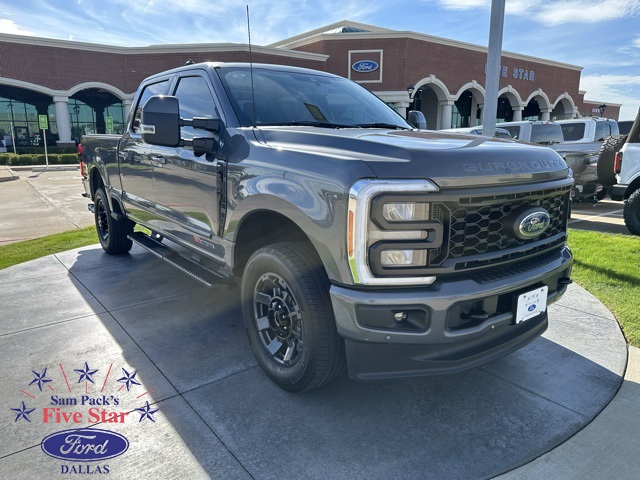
[515,286,548,324]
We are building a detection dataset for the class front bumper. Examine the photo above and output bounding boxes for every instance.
[330,246,572,381]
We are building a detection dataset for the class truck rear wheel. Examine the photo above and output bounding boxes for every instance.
[94,188,133,254]
[241,241,345,392]
[597,134,627,186]
[624,189,640,236]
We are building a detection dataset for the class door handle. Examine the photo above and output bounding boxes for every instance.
[151,156,166,166]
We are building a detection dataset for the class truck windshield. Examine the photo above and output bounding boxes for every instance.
[216,66,412,130]
[531,124,564,144]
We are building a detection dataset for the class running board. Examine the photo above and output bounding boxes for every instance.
[128,232,233,287]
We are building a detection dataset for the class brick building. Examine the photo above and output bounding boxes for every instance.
[0,20,620,147]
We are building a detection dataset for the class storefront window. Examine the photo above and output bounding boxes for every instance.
[68,99,95,143]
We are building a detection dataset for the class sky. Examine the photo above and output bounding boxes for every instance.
[1,0,639,119]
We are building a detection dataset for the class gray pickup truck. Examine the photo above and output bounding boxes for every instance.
[81,62,573,392]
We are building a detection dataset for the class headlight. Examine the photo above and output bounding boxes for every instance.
[347,180,441,286]
[382,203,429,222]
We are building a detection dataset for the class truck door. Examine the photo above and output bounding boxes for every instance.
[151,73,222,256]
[119,79,170,221]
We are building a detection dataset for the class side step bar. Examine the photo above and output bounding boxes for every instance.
[128,231,233,287]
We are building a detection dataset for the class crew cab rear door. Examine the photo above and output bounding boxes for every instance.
[119,78,170,219]
[151,72,222,252]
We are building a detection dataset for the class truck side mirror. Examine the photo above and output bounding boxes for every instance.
[407,110,427,130]
[141,95,181,147]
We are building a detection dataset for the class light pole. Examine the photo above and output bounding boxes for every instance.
[598,104,607,117]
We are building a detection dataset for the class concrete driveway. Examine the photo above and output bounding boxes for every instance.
[0,243,627,479]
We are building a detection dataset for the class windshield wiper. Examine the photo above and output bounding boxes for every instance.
[264,121,352,129]
[353,123,411,130]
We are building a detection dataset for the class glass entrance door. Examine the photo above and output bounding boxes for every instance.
[14,126,29,147]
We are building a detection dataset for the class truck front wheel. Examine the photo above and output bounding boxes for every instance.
[94,188,133,254]
[241,242,345,392]
[624,189,640,236]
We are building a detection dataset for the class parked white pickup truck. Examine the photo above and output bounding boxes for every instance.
[494,120,607,201]
[610,109,640,234]
[556,118,624,189]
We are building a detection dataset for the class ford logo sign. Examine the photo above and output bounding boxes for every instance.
[515,208,551,239]
[351,60,379,72]
[41,428,129,462]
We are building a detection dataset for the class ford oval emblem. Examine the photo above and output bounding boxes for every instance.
[41,428,129,462]
[351,60,379,72]
[517,209,551,239]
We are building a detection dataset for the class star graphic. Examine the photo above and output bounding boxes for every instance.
[11,401,36,422]
[74,362,98,384]
[134,401,158,423]
[29,368,52,392]
[117,368,141,391]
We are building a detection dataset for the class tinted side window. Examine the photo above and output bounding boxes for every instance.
[595,121,611,141]
[131,80,169,134]
[531,124,564,144]
[503,126,520,139]
[560,123,585,141]
[174,76,219,139]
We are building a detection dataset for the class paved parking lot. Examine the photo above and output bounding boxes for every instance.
[0,167,92,245]
[569,198,628,235]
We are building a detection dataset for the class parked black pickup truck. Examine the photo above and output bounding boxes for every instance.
[81,62,573,392]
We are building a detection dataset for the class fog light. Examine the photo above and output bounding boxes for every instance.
[394,312,407,323]
[380,249,427,267]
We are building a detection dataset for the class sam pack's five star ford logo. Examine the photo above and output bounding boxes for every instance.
[9,361,159,475]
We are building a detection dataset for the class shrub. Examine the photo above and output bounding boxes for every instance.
[0,153,79,166]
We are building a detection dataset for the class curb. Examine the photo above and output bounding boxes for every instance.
[0,166,19,182]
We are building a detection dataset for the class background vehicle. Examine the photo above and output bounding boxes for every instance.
[618,120,634,135]
[553,118,621,201]
[81,62,573,392]
[441,126,512,139]
[495,121,563,145]
[611,108,640,234]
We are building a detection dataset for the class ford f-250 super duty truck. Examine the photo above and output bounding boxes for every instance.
[81,62,573,392]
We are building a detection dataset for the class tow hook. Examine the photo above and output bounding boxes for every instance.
[558,277,573,285]
[88,203,95,213]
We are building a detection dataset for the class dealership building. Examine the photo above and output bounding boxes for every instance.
[0,20,620,147]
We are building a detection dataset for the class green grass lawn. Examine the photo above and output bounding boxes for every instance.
[0,226,98,270]
[0,226,638,347]
[567,229,640,346]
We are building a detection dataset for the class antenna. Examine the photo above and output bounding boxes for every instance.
[246,5,256,128]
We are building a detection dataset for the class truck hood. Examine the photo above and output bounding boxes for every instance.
[256,127,569,188]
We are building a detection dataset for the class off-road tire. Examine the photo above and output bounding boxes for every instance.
[94,188,133,254]
[241,241,345,392]
[597,134,627,186]
[623,189,640,236]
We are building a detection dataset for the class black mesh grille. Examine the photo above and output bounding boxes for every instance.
[446,191,569,258]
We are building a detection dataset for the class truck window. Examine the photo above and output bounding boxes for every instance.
[530,124,563,144]
[173,76,219,139]
[131,80,169,134]
[503,126,520,139]
[217,66,410,129]
[560,123,585,141]
[595,121,618,141]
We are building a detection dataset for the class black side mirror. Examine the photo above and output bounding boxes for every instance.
[141,96,181,147]
[408,110,427,130]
